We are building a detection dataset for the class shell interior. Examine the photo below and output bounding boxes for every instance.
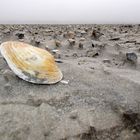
[0,41,63,84]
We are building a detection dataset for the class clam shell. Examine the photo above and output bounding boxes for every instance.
[0,41,63,84]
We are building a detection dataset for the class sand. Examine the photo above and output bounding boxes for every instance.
[0,24,140,140]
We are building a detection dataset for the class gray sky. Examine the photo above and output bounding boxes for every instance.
[0,0,140,24]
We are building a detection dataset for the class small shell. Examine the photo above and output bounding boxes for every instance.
[0,41,63,84]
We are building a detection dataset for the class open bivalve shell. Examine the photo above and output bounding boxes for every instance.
[0,41,63,84]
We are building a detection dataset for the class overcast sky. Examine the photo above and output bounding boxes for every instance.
[0,0,140,24]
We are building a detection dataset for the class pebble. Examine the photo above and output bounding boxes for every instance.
[80,30,87,35]
[109,37,120,41]
[124,40,136,44]
[68,39,75,46]
[91,30,103,39]
[55,59,63,63]
[86,49,99,57]
[78,43,83,49]
[91,40,104,48]
[15,33,24,39]
[52,49,59,53]
[126,52,137,63]
[79,38,86,41]
[69,110,78,119]
[45,45,51,51]
[103,59,111,63]
[72,53,78,57]
[132,129,137,134]
[45,29,53,33]
[65,54,69,57]
[34,40,40,46]
[55,40,61,47]
[91,30,97,37]
[53,52,61,59]
[63,32,67,38]
[90,67,95,70]
[60,80,69,84]
[67,31,75,39]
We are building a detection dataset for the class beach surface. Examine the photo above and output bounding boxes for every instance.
[0,25,140,140]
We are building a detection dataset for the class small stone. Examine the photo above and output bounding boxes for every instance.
[65,54,69,57]
[91,30,103,39]
[91,30,97,38]
[72,53,78,57]
[69,110,78,119]
[86,49,99,57]
[109,37,120,41]
[79,38,86,41]
[55,59,63,63]
[45,45,51,51]
[35,40,40,46]
[63,32,67,38]
[52,49,59,53]
[80,30,87,35]
[78,43,83,49]
[53,52,61,59]
[81,30,86,34]
[78,62,81,65]
[60,80,69,84]
[126,52,137,63]
[45,29,53,33]
[132,129,137,134]
[90,67,95,70]
[91,40,104,48]
[15,33,24,39]
[67,31,75,39]
[55,40,61,47]
[26,98,42,107]
[103,59,111,63]
[68,39,75,46]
